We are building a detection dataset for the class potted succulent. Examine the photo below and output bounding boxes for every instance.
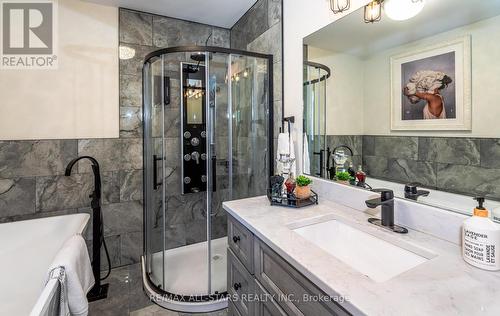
[294,175,313,199]
[335,171,353,185]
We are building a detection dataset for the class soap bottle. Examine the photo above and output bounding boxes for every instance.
[492,206,500,224]
[462,197,500,271]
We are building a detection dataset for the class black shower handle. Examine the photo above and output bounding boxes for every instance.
[232,235,240,243]
[153,155,163,190]
[233,282,242,291]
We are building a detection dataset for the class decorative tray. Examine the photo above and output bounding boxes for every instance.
[267,189,319,208]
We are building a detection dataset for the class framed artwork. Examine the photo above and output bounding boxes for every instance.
[391,36,471,130]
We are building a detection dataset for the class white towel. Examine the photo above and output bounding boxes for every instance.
[302,133,310,174]
[276,132,296,175]
[47,235,95,316]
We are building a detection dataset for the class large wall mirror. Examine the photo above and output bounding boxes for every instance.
[302,0,500,220]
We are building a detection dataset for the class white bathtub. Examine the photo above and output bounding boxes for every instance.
[366,178,500,218]
[0,214,90,316]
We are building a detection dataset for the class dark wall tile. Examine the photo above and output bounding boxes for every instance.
[119,9,153,46]
[0,177,36,217]
[153,16,214,48]
[231,0,269,50]
[326,135,362,156]
[437,163,500,199]
[480,139,500,169]
[247,22,282,62]
[419,137,480,166]
[363,155,436,188]
[363,155,388,179]
[119,44,155,77]
[102,171,121,205]
[120,107,142,138]
[86,234,121,269]
[268,0,282,27]
[387,159,436,188]
[77,138,142,173]
[36,174,94,212]
[119,74,141,108]
[119,169,143,202]
[102,201,143,237]
[0,140,77,178]
[212,27,231,48]
[374,136,418,160]
[362,136,375,156]
[121,231,143,265]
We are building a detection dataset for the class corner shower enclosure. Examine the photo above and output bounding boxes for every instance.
[142,46,273,312]
[303,61,330,178]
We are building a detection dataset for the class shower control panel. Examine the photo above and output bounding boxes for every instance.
[181,62,207,194]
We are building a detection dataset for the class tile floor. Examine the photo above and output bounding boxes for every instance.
[89,264,228,316]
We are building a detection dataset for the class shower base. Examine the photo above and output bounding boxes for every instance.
[141,237,228,313]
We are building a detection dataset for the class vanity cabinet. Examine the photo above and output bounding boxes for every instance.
[227,215,350,316]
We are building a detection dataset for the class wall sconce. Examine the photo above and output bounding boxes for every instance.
[364,0,383,23]
[330,0,350,14]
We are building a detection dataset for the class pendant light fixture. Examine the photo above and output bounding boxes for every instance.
[384,0,425,21]
[364,0,383,23]
[330,0,350,14]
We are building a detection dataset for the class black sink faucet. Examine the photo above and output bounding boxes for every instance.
[365,189,408,234]
[404,182,430,201]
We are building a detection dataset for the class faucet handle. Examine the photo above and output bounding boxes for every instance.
[404,182,422,194]
[372,188,394,201]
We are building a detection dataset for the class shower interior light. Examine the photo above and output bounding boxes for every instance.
[364,0,383,23]
[384,0,425,21]
[243,69,249,78]
[330,0,350,14]
[119,45,135,60]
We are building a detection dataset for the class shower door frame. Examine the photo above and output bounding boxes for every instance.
[142,46,274,303]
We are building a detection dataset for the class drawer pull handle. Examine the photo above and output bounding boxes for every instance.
[232,235,241,243]
[233,282,242,291]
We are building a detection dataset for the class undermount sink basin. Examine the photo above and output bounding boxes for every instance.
[292,219,431,282]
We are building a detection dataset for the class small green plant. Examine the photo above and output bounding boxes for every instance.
[296,175,312,187]
[335,171,353,181]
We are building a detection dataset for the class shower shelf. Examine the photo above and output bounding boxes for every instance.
[267,189,319,208]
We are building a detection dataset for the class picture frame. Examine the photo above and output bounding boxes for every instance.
[390,36,471,130]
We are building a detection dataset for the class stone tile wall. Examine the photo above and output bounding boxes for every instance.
[0,5,283,269]
[325,135,500,201]
[362,135,500,200]
[231,0,283,140]
[0,8,232,269]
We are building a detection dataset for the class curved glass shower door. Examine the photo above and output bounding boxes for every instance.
[142,47,273,310]
[303,62,330,179]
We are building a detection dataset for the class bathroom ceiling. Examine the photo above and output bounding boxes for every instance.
[305,0,500,58]
[81,0,257,28]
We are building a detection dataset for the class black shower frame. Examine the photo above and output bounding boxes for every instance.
[303,61,331,86]
[142,46,274,303]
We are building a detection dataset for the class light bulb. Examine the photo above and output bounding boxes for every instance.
[119,45,135,60]
[384,0,425,21]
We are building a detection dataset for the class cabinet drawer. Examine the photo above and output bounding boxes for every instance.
[228,248,255,316]
[255,280,287,316]
[228,215,254,273]
[254,239,350,316]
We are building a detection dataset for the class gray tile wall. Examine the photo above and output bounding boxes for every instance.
[361,135,500,200]
[231,0,283,140]
[0,8,234,269]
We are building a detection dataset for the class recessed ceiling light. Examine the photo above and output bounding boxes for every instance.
[384,0,426,21]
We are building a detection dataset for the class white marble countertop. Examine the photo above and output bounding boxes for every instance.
[223,196,500,316]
